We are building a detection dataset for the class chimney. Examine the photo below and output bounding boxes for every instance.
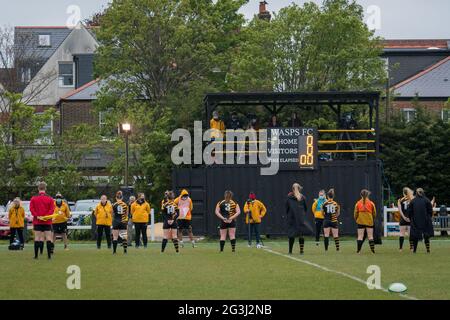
[258,1,271,21]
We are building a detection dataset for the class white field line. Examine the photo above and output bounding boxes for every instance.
[263,248,419,301]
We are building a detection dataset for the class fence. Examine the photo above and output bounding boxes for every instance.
[383,206,450,237]
[0,209,156,242]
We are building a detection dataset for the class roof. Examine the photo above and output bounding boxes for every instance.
[384,39,450,50]
[14,26,72,61]
[393,56,450,98]
[61,79,101,101]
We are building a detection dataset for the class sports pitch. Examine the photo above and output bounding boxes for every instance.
[1,239,449,300]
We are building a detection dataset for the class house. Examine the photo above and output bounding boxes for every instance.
[383,39,450,121]
[14,24,98,136]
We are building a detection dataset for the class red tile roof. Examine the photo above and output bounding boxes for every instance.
[384,39,449,49]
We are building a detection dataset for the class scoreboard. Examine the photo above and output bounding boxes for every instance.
[267,127,318,170]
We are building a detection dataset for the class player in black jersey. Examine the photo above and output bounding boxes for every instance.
[160,191,180,253]
[322,189,340,251]
[112,191,129,254]
[397,187,414,251]
[215,190,241,252]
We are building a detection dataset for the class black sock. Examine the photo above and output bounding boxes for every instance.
[424,237,430,253]
[123,241,127,253]
[399,236,404,249]
[288,237,294,254]
[113,240,118,253]
[39,241,44,254]
[369,240,375,253]
[51,242,55,254]
[334,237,340,251]
[161,239,168,252]
[172,239,179,253]
[230,239,236,252]
[34,241,40,258]
[357,240,363,253]
[220,240,225,252]
[46,241,52,259]
[413,239,418,253]
[324,237,329,251]
[299,237,304,254]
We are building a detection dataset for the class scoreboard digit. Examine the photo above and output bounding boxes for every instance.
[298,132,318,170]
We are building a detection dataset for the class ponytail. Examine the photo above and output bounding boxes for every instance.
[360,189,370,210]
[292,183,303,201]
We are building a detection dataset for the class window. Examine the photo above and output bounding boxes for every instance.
[21,68,31,84]
[38,34,51,47]
[441,109,450,122]
[58,62,74,87]
[402,108,416,123]
[35,113,53,145]
[99,111,107,129]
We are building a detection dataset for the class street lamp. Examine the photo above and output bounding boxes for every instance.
[121,123,131,187]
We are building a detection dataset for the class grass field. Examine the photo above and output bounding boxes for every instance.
[1,239,449,300]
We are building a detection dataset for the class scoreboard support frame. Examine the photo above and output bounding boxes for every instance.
[174,91,383,237]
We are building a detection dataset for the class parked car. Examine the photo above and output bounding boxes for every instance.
[71,199,100,225]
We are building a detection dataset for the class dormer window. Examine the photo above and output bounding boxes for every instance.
[38,34,51,47]
[58,62,75,87]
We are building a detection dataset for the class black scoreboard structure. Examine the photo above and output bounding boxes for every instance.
[173,92,383,238]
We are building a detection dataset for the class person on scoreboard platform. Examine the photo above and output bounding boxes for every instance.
[397,187,414,251]
[210,110,225,140]
[407,188,433,253]
[288,112,303,127]
[215,190,241,252]
[354,189,376,254]
[311,190,326,246]
[161,191,180,253]
[285,183,308,255]
[268,114,281,128]
[322,189,340,252]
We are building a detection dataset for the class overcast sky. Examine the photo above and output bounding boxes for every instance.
[0,0,449,39]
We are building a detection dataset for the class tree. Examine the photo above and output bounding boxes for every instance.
[381,104,450,203]
[94,0,248,200]
[228,0,385,92]
[0,92,54,201]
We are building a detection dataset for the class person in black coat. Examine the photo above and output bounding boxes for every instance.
[285,183,309,255]
[408,188,434,253]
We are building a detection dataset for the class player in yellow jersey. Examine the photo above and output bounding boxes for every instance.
[321,189,340,251]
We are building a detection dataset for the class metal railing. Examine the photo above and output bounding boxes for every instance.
[383,206,450,237]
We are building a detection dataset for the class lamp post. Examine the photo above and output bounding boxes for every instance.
[121,123,131,187]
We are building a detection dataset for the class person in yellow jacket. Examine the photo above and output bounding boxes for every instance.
[174,189,196,248]
[131,193,151,248]
[354,189,377,254]
[210,110,225,140]
[243,192,267,248]
[94,195,113,249]
[311,189,326,246]
[52,193,71,250]
[8,197,25,248]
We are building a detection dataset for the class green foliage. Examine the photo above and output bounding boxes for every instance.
[381,105,450,203]
[0,92,54,200]
[228,0,385,92]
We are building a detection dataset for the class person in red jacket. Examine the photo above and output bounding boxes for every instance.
[30,182,55,259]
